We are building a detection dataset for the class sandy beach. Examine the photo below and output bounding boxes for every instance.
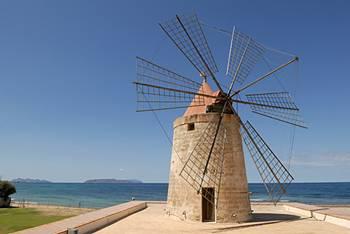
[11,201,95,216]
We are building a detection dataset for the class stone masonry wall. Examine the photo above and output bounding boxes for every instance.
[166,113,252,223]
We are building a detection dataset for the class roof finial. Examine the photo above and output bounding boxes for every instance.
[200,72,207,82]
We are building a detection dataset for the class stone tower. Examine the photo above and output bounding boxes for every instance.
[166,81,252,223]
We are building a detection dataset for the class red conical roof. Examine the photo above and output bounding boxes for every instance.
[183,81,218,116]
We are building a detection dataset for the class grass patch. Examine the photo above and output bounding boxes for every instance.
[0,207,71,234]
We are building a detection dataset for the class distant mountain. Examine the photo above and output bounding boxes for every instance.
[84,179,143,184]
[11,178,52,183]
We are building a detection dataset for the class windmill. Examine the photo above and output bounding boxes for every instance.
[134,13,306,223]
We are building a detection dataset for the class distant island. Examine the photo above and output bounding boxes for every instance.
[11,178,52,183]
[84,179,142,184]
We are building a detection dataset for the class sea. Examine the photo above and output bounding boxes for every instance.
[12,182,350,208]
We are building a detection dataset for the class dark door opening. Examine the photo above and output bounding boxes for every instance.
[202,187,215,222]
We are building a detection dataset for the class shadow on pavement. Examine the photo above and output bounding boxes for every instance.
[211,213,304,233]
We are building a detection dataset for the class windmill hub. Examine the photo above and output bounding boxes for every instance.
[205,93,233,114]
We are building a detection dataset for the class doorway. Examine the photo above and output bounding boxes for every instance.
[202,187,215,222]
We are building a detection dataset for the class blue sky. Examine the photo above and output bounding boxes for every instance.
[0,0,349,182]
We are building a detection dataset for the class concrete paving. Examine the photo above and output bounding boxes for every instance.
[95,203,350,234]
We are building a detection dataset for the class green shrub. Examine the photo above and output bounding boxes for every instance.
[0,181,16,207]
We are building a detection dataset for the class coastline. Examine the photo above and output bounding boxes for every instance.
[12,199,350,209]
[11,182,350,208]
[11,200,95,216]
[11,200,93,208]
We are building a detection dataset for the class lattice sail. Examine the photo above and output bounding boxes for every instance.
[135,57,208,112]
[241,121,293,204]
[180,118,226,206]
[246,92,306,128]
[160,14,218,78]
[226,28,265,85]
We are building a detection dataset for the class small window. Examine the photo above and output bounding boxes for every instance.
[187,123,195,131]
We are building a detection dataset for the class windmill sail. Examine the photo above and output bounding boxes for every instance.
[241,121,294,204]
[246,92,306,128]
[179,117,226,206]
[135,57,217,112]
[226,28,265,86]
[160,14,218,78]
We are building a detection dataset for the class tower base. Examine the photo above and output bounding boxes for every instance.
[166,113,252,223]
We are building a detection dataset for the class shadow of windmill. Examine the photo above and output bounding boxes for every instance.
[209,212,304,233]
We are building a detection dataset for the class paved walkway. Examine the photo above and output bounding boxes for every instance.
[95,203,350,234]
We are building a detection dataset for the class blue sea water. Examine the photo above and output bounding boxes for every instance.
[12,182,350,208]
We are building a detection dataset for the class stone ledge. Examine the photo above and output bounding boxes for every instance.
[13,201,147,234]
[173,113,239,128]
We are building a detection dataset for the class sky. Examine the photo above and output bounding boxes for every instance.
[0,0,349,183]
